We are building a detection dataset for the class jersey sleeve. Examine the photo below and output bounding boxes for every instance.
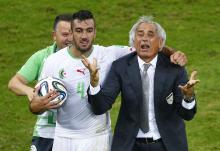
[106,45,135,60]
[17,51,44,82]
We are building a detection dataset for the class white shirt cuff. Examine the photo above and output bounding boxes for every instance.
[182,99,196,110]
[89,84,101,95]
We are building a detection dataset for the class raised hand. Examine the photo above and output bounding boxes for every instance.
[81,55,99,87]
[179,70,200,98]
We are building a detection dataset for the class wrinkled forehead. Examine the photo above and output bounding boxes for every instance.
[72,19,95,28]
[136,22,157,33]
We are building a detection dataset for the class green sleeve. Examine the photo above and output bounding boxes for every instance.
[17,51,44,82]
[17,44,56,82]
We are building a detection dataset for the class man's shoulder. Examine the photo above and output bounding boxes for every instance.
[93,44,131,50]
[18,44,55,66]
[31,44,56,58]
[93,44,104,49]
[88,45,104,54]
[158,52,186,74]
[45,47,67,61]
[110,52,137,70]
[114,51,136,63]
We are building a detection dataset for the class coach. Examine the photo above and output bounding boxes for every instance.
[84,16,199,151]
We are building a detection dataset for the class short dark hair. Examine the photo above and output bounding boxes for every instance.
[71,10,95,29]
[72,10,94,20]
[53,14,72,31]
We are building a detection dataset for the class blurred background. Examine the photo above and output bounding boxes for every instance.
[0,0,220,150]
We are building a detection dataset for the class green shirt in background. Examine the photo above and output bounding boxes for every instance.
[17,43,57,138]
[18,43,57,82]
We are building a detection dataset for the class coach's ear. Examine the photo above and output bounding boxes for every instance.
[158,38,163,52]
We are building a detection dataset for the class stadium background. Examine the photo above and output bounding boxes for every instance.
[0,0,220,150]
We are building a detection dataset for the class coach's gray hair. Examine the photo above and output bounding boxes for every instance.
[129,16,166,49]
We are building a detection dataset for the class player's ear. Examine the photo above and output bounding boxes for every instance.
[52,31,56,42]
[94,29,96,39]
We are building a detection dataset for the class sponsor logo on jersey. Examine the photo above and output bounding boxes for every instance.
[76,68,86,75]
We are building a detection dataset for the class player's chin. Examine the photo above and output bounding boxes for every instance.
[79,46,92,52]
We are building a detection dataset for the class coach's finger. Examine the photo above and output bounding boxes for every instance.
[190,70,197,81]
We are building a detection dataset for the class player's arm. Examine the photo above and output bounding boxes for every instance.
[29,57,59,114]
[8,73,34,101]
[161,46,187,66]
[109,45,187,66]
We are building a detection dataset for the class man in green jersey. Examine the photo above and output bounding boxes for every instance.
[8,14,72,151]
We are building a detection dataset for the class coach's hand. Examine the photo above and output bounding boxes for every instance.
[29,87,60,114]
[81,55,99,87]
[179,70,200,99]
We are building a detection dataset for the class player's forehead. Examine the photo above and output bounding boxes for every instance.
[72,19,95,29]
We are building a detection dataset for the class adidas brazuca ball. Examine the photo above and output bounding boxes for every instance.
[35,77,68,107]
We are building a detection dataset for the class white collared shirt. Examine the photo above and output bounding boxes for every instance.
[136,55,161,139]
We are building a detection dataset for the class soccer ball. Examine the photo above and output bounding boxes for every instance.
[35,77,68,107]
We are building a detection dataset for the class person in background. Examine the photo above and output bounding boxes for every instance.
[8,14,73,151]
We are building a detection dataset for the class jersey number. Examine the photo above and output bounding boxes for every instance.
[77,82,85,98]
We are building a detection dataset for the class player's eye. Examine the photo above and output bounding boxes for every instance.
[75,28,82,33]
[87,28,94,33]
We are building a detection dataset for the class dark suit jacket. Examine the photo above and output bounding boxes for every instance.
[88,52,196,151]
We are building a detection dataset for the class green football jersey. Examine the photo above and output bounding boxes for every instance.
[18,43,57,82]
[18,43,57,138]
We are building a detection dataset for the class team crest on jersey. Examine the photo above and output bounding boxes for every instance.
[59,68,67,79]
